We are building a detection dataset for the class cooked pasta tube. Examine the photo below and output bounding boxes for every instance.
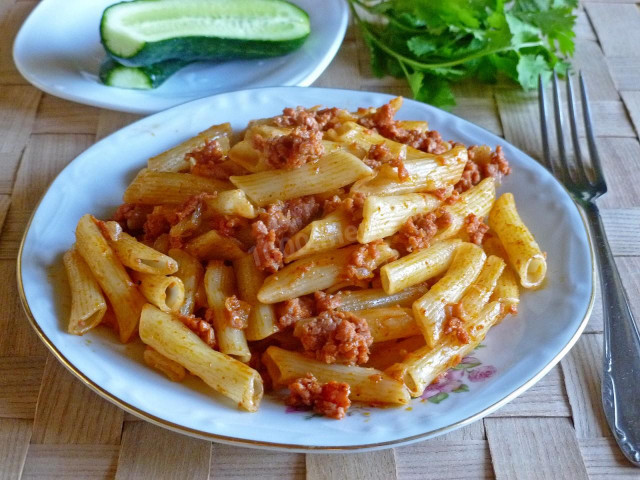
[123,169,232,205]
[204,261,251,362]
[387,301,502,396]
[294,307,419,343]
[131,271,185,313]
[168,249,203,316]
[143,346,186,382]
[433,177,495,241]
[257,242,398,304]
[457,255,505,320]
[326,121,408,159]
[380,239,462,294]
[230,150,373,206]
[139,304,262,411]
[204,189,256,219]
[262,346,410,405]
[75,215,146,343]
[366,336,426,371]
[185,230,246,261]
[63,247,107,335]
[482,236,520,310]
[488,193,547,288]
[284,209,358,262]
[357,193,441,244]
[338,283,429,312]
[350,145,467,196]
[412,243,486,347]
[233,254,279,341]
[147,123,232,172]
[99,221,178,275]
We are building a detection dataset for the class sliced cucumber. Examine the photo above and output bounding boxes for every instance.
[99,58,191,89]
[100,0,311,67]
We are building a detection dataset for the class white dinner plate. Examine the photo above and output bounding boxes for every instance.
[12,0,347,114]
[18,87,594,451]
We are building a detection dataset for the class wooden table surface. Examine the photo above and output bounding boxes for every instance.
[2,1,640,479]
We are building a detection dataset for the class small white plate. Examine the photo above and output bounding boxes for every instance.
[12,0,348,114]
[18,87,594,451]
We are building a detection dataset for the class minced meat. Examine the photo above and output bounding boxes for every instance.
[275,291,341,329]
[464,213,489,245]
[253,125,324,169]
[297,310,373,365]
[286,373,351,419]
[112,203,153,234]
[443,303,470,344]
[342,240,386,282]
[454,145,511,193]
[322,192,366,223]
[392,210,453,254]
[179,313,216,348]
[275,106,348,131]
[223,295,251,329]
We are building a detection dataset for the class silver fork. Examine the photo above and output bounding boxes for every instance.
[538,72,640,467]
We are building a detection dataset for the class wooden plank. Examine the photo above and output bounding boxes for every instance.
[209,444,304,480]
[0,194,11,234]
[451,83,503,137]
[95,111,140,142]
[575,9,596,41]
[0,260,46,357]
[31,356,124,445]
[115,421,211,480]
[585,3,640,58]
[0,134,93,259]
[0,418,32,480]
[560,333,609,438]
[22,444,119,480]
[306,450,397,480]
[488,366,571,417]
[395,440,493,480]
[0,1,36,85]
[620,90,640,137]
[32,95,100,135]
[485,417,589,479]
[596,137,640,209]
[573,40,619,101]
[0,355,45,418]
[314,40,361,90]
[432,421,486,442]
[605,57,640,92]
[579,437,640,479]
[601,208,640,256]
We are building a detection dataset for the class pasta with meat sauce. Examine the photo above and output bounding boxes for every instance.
[63,98,546,418]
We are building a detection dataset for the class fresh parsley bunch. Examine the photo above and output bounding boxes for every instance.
[349,0,577,109]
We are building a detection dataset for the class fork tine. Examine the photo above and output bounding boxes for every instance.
[565,74,589,184]
[579,72,606,188]
[537,75,553,172]
[552,71,571,183]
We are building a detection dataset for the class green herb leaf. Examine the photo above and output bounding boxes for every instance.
[428,392,449,404]
[517,54,551,89]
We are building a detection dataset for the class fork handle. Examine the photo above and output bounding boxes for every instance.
[583,202,640,466]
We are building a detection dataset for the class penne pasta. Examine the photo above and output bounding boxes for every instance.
[263,346,410,405]
[257,242,398,304]
[168,249,203,316]
[204,189,256,219]
[366,336,426,371]
[387,301,503,396]
[350,145,467,196]
[326,121,408,159]
[185,229,246,261]
[230,150,373,206]
[147,123,232,172]
[489,193,547,288]
[357,193,441,244]
[233,254,279,341]
[433,177,496,242]
[412,242,486,347]
[337,283,430,312]
[130,271,185,314]
[284,209,358,262]
[75,214,146,343]
[204,261,251,362]
[139,304,262,411]
[63,247,107,335]
[143,346,186,382]
[457,255,505,320]
[381,239,462,294]
[99,221,178,275]
[123,169,232,205]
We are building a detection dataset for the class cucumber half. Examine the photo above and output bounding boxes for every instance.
[101,0,311,67]
[99,58,191,89]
